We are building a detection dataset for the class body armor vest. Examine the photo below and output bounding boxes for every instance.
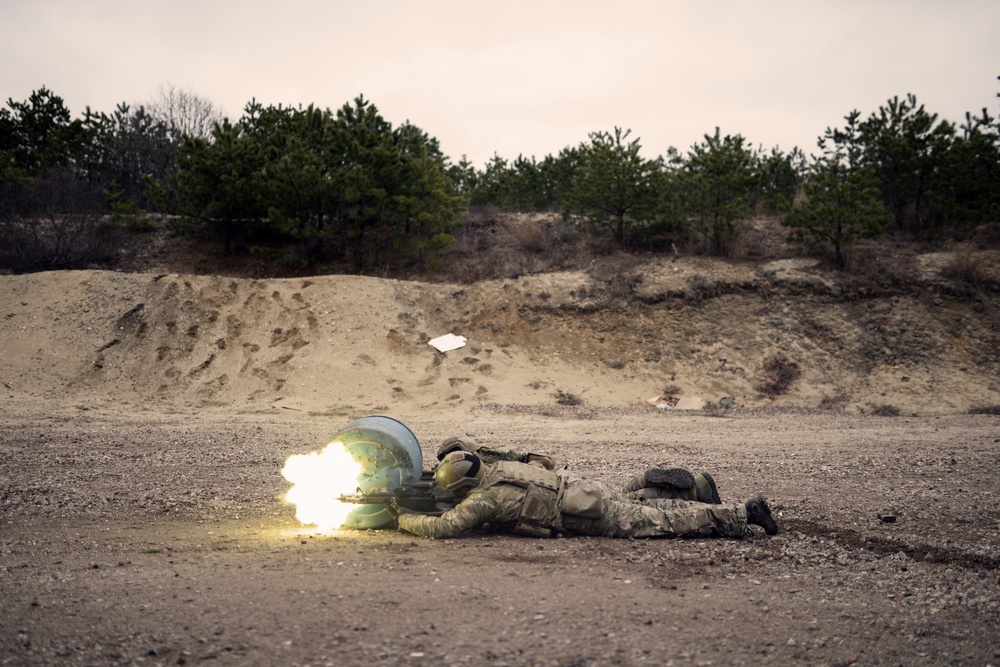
[481,461,565,536]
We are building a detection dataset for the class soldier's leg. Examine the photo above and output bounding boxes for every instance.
[622,469,722,504]
[612,498,747,538]
[630,487,689,501]
[622,468,697,501]
[693,472,721,504]
[642,495,776,535]
[560,482,773,539]
[562,484,745,539]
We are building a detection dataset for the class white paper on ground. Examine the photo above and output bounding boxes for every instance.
[428,333,468,353]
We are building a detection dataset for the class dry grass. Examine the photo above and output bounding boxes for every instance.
[684,274,716,303]
[584,257,646,306]
[841,237,921,285]
[701,398,733,417]
[943,244,988,286]
[504,218,547,253]
[818,390,850,413]
[971,222,1000,249]
[440,210,587,283]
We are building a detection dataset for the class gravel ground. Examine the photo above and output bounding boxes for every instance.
[2,405,999,666]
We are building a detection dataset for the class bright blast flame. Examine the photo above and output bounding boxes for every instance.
[281,441,364,532]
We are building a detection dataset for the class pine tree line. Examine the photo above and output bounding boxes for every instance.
[1,83,998,273]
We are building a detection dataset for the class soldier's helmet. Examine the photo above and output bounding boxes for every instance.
[434,450,485,497]
[436,435,479,461]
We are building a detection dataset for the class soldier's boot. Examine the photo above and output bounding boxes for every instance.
[623,468,697,500]
[693,472,722,504]
[745,495,778,535]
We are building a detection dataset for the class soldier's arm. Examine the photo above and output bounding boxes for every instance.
[397,491,500,539]
[477,445,556,470]
[523,453,556,470]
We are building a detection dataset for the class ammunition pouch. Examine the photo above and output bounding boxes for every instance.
[483,462,565,536]
[561,479,606,518]
[514,484,561,536]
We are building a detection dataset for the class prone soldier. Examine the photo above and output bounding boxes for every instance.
[394,450,778,540]
[436,435,722,505]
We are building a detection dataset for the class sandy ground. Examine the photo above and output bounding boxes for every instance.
[2,408,999,666]
[1,255,999,666]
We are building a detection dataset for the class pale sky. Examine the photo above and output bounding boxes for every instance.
[3,0,998,166]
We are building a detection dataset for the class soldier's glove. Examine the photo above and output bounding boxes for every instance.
[526,453,556,470]
[389,498,416,516]
[383,499,399,518]
[436,436,480,461]
[381,499,405,530]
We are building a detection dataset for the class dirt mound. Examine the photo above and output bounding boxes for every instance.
[1,247,998,418]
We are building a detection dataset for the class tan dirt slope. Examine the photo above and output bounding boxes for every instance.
[1,250,998,418]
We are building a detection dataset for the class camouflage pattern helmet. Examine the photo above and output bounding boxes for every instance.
[434,450,485,497]
[436,435,479,461]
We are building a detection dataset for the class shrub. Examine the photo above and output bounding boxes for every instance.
[108,190,155,231]
[701,399,730,417]
[505,218,547,253]
[870,403,901,416]
[818,391,849,412]
[684,274,715,302]
[0,172,123,272]
[971,222,1000,249]
[554,390,583,406]
[660,384,683,401]
[754,352,801,396]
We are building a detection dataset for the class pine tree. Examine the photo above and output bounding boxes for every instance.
[784,112,890,268]
[563,127,660,249]
[682,128,757,255]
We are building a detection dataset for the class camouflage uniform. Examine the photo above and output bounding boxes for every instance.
[621,470,721,504]
[397,460,747,540]
[438,436,717,502]
[437,436,556,470]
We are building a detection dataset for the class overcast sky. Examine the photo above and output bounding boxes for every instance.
[3,1,998,166]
